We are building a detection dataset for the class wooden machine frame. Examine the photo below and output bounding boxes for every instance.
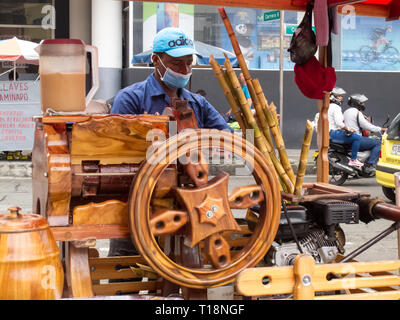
[29,0,400,299]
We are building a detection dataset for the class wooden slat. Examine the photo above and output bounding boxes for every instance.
[316,291,400,300]
[236,254,400,299]
[91,268,158,281]
[89,255,147,267]
[67,244,94,298]
[70,115,168,165]
[51,224,130,241]
[73,200,128,225]
[89,255,159,281]
[92,281,159,296]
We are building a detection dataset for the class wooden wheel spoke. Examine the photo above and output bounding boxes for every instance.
[182,150,209,187]
[228,185,264,209]
[150,209,188,236]
[205,233,231,269]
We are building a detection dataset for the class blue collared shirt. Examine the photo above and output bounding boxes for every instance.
[111,73,232,131]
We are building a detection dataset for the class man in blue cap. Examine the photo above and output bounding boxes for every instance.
[111,27,231,131]
[109,28,231,260]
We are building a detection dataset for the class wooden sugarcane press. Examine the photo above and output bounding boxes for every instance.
[31,98,282,299]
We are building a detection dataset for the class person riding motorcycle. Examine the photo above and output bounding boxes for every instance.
[343,94,386,173]
[328,87,363,167]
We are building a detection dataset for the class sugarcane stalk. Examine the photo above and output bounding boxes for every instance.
[253,79,296,186]
[225,57,293,193]
[222,70,250,130]
[269,102,280,130]
[224,59,267,155]
[295,120,314,196]
[245,78,275,150]
[218,8,253,89]
[209,55,247,136]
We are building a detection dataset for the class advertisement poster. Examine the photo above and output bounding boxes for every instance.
[341,16,400,70]
[142,3,194,51]
[220,8,299,70]
[0,81,40,151]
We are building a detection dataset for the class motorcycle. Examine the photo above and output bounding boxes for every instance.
[312,115,390,186]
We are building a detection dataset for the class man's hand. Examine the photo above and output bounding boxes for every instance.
[381,127,387,133]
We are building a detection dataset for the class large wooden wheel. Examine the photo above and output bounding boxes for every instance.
[129,129,281,289]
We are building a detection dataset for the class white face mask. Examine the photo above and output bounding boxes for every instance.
[156,56,192,89]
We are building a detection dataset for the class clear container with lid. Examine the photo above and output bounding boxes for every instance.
[35,39,99,113]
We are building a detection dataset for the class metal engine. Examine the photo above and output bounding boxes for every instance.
[265,228,343,266]
[252,199,359,267]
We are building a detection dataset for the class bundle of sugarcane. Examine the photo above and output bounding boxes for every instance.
[215,7,295,194]
[252,80,296,185]
[209,53,293,193]
[294,120,314,196]
[209,55,247,137]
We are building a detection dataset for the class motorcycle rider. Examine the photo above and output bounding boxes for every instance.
[328,87,363,167]
[343,94,386,173]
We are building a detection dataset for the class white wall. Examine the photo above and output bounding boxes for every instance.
[69,0,91,45]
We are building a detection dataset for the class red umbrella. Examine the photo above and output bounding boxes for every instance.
[0,37,39,80]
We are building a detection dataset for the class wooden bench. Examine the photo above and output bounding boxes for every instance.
[236,253,400,300]
[88,249,163,297]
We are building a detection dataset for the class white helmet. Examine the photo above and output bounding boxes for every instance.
[330,87,346,105]
[348,93,368,111]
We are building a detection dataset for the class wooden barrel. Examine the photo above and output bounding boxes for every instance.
[0,207,64,299]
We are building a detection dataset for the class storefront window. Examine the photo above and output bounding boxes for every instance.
[132,3,306,70]
[130,2,400,71]
[341,15,400,71]
[0,0,54,78]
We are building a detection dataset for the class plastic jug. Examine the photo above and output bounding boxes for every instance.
[36,39,99,113]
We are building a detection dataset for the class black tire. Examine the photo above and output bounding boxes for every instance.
[382,186,396,202]
[314,154,348,185]
[328,153,349,186]
[329,166,348,186]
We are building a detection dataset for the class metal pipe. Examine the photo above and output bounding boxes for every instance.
[279,10,284,131]
[340,222,400,263]
[372,202,400,222]
[358,197,400,223]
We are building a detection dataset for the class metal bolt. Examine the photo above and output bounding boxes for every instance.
[211,205,218,213]
[206,211,214,219]
[301,275,312,286]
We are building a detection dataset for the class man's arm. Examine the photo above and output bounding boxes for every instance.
[110,90,141,115]
[201,98,233,132]
[358,112,382,133]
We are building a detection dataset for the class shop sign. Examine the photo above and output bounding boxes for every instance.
[0,81,41,151]
[285,24,315,35]
[264,10,280,21]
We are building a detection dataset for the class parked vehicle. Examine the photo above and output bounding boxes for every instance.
[376,112,400,202]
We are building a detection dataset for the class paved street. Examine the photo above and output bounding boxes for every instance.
[0,172,398,263]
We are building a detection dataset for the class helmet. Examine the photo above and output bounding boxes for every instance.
[330,87,346,105]
[347,93,368,111]
[235,23,248,35]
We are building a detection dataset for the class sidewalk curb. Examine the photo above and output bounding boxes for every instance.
[0,161,32,178]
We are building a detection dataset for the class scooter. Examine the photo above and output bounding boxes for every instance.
[313,116,390,186]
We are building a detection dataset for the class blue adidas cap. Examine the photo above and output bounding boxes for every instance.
[153,27,198,57]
